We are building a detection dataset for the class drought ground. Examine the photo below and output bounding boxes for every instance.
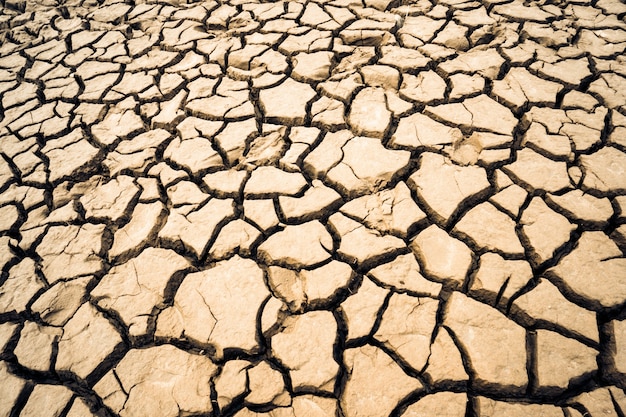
[0,0,626,415]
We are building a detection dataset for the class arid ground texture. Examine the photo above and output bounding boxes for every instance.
[0,0,626,415]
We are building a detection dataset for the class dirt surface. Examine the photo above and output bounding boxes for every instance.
[1,0,626,415]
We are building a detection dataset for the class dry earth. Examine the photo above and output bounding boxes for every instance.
[0,0,626,415]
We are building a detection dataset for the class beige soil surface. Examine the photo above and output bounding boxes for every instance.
[0,0,626,415]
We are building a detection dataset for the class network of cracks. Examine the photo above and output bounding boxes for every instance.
[0,0,626,415]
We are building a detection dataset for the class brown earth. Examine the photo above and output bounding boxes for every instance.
[1,0,626,415]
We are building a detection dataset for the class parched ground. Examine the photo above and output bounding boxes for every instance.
[1,0,626,415]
